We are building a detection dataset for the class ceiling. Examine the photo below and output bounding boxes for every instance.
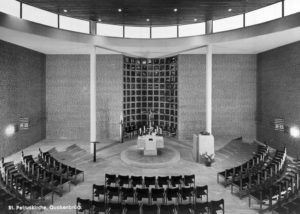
[18,0,281,26]
[1,25,299,57]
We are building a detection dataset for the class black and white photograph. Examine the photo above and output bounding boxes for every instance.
[0,0,300,213]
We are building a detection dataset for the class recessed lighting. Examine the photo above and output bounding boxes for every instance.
[63,9,68,13]
[173,8,178,12]
[118,8,122,12]
[146,18,150,22]
[194,18,197,22]
[228,8,232,12]
[98,18,102,22]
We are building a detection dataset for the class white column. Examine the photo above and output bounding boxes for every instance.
[206,45,212,134]
[90,46,97,153]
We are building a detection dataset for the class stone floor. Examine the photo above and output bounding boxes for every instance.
[4,137,273,214]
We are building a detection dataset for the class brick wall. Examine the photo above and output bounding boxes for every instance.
[0,40,46,157]
[178,54,257,142]
[257,41,300,157]
[46,55,122,141]
[46,53,256,144]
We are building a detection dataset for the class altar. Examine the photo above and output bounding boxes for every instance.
[137,134,164,156]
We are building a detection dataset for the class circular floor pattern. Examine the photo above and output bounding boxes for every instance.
[120,145,180,168]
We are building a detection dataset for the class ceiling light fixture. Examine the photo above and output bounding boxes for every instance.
[173,8,178,12]
[118,8,122,12]
[146,18,150,22]
[194,18,198,22]
[63,9,68,13]
[98,19,102,22]
[228,8,232,12]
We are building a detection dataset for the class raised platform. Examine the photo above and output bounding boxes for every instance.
[120,145,180,168]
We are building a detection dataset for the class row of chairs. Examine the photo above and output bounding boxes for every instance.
[217,144,269,186]
[0,177,30,214]
[230,147,287,198]
[274,196,300,214]
[1,157,54,204]
[93,184,208,205]
[39,148,84,183]
[249,158,300,213]
[22,151,71,195]
[76,198,224,214]
[105,174,195,188]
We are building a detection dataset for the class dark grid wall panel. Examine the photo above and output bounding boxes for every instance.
[123,56,178,131]
[257,41,300,157]
[178,54,256,142]
[46,55,123,140]
[0,40,46,157]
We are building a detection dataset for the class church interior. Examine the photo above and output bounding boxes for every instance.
[0,0,300,213]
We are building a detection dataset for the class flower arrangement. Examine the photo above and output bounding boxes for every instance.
[201,152,214,166]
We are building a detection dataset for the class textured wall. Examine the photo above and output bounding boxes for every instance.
[178,54,256,142]
[178,55,206,140]
[0,40,46,158]
[46,55,122,141]
[97,55,123,139]
[213,55,257,141]
[46,55,90,140]
[257,41,300,157]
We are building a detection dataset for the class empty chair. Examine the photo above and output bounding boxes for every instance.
[93,184,106,201]
[76,197,91,214]
[131,176,143,188]
[169,175,182,187]
[136,188,150,204]
[151,188,165,204]
[107,203,123,214]
[183,175,195,187]
[179,187,195,203]
[91,200,106,214]
[105,174,117,186]
[157,176,169,188]
[118,175,130,187]
[121,187,135,203]
[142,204,158,214]
[160,204,175,214]
[165,187,179,204]
[176,203,193,214]
[106,186,120,203]
[124,203,140,214]
[194,202,209,214]
[209,199,224,214]
[144,176,156,188]
[195,185,208,202]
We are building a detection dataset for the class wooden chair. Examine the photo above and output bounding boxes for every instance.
[76,197,91,214]
[209,199,224,214]
[195,185,208,202]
